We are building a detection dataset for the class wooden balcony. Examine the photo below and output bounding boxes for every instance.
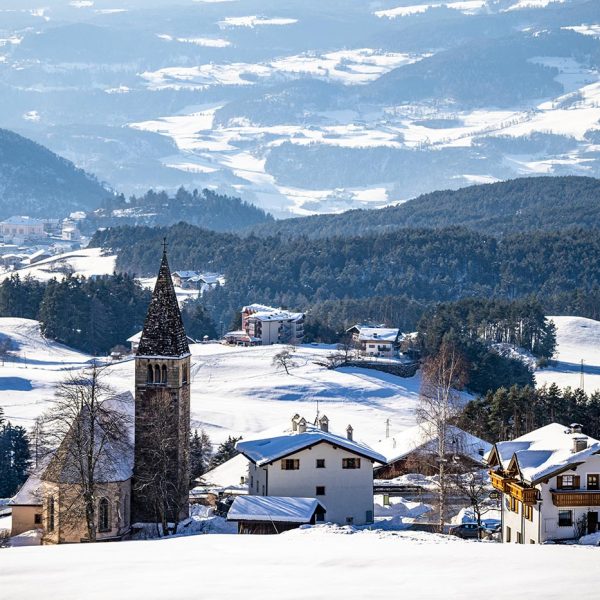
[506,481,538,504]
[490,471,515,493]
[551,490,600,507]
[489,471,537,504]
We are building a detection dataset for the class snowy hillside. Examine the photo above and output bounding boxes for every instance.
[3,526,600,600]
[537,315,600,393]
[0,248,116,284]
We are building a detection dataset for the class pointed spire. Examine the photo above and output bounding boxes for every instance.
[137,242,189,357]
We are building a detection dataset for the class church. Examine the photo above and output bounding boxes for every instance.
[9,245,192,543]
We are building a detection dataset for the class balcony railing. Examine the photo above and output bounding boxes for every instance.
[551,490,600,507]
[490,471,537,504]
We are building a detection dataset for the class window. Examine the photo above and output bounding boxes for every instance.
[588,474,599,490]
[161,365,168,384]
[316,459,326,469]
[34,513,42,525]
[48,496,55,532]
[510,496,519,513]
[182,364,188,384]
[506,527,511,543]
[147,365,154,383]
[154,365,161,384]
[98,498,110,532]
[558,510,573,527]
[557,474,579,489]
[124,494,130,527]
[524,504,533,521]
[366,510,373,523]
[342,458,361,469]
[383,494,390,506]
[316,486,326,496]
[346,517,354,525]
[281,459,300,470]
[250,475,253,488]
[516,532,522,544]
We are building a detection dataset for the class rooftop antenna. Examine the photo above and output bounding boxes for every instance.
[580,359,585,392]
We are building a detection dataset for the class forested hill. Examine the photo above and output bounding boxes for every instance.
[82,187,273,234]
[91,223,600,331]
[249,176,600,239]
[0,128,110,219]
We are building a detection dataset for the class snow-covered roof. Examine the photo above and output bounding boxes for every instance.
[195,453,249,492]
[227,496,322,523]
[172,270,199,279]
[9,454,54,506]
[243,304,303,322]
[490,423,600,484]
[127,331,142,343]
[237,423,386,466]
[1,216,44,226]
[372,424,491,465]
[357,327,399,343]
[29,250,52,260]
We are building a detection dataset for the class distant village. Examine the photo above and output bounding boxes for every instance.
[4,246,600,550]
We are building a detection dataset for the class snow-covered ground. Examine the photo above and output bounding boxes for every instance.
[0,248,116,284]
[537,316,600,393]
[2,525,600,599]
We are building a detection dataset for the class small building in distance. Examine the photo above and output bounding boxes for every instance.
[241,304,304,345]
[346,324,400,358]
[228,495,325,534]
[487,423,600,544]
[223,330,261,347]
[236,415,385,526]
[0,216,45,243]
[172,270,224,291]
[373,424,491,479]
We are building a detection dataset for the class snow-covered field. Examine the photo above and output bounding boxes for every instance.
[0,248,116,284]
[2,525,600,600]
[0,314,597,446]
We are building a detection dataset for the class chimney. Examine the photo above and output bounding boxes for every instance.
[318,415,329,433]
[346,424,353,441]
[291,414,300,432]
[573,436,588,453]
[570,423,583,434]
[298,417,307,434]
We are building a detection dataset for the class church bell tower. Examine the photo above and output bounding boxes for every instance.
[132,242,191,524]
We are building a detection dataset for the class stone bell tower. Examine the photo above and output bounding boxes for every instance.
[132,241,191,524]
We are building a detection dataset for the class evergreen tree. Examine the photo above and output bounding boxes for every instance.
[189,429,213,485]
[210,436,241,469]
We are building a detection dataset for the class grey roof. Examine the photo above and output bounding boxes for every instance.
[137,248,190,358]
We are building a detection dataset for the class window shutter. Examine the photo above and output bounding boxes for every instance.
[557,476,563,489]
[573,475,580,489]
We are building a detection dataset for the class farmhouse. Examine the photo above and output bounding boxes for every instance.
[241,304,305,345]
[487,423,600,544]
[373,424,491,478]
[347,324,399,358]
[236,415,385,526]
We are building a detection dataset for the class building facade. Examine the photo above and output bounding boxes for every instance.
[0,216,45,242]
[346,325,400,358]
[237,415,385,526]
[241,304,304,345]
[488,423,600,544]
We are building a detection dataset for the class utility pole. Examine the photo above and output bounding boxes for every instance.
[580,359,585,392]
[385,418,390,439]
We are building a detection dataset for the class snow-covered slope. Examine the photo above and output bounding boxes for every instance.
[2,526,599,600]
[537,316,600,393]
[0,248,116,284]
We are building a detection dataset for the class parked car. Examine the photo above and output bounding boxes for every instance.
[449,523,482,539]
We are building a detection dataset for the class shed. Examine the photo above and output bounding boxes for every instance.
[227,496,325,534]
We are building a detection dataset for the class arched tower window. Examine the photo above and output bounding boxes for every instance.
[48,496,55,532]
[161,365,168,384]
[98,497,110,532]
[182,364,188,384]
[154,365,161,384]
[147,364,154,384]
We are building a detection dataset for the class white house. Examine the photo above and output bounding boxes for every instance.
[347,325,399,358]
[241,304,305,346]
[0,216,45,243]
[236,415,386,526]
[487,423,600,544]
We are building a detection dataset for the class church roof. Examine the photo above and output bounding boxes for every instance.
[137,247,190,358]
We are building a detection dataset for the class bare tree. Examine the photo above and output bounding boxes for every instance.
[327,335,359,368]
[272,346,297,375]
[0,337,13,366]
[133,389,187,537]
[417,341,468,533]
[42,364,130,543]
[453,469,497,537]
